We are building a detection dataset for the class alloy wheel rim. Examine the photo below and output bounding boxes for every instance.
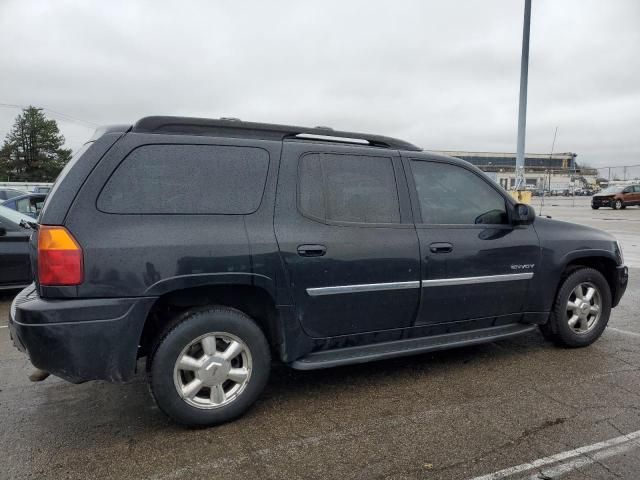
[566,282,601,334]
[173,332,252,409]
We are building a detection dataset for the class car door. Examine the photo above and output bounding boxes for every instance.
[403,155,540,325]
[0,217,32,287]
[633,185,640,205]
[274,142,421,338]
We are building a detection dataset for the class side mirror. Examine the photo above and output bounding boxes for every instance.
[513,203,535,225]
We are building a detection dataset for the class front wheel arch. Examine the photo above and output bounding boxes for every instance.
[540,267,611,347]
[548,255,618,314]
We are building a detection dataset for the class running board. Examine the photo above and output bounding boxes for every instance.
[290,324,537,370]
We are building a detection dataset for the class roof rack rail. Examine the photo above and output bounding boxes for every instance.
[132,116,421,151]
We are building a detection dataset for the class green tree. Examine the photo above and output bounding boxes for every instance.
[0,106,72,182]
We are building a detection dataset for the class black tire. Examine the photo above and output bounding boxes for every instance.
[613,199,622,210]
[591,206,599,210]
[540,267,611,348]
[148,307,271,427]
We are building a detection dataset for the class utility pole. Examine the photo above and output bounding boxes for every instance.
[514,0,532,197]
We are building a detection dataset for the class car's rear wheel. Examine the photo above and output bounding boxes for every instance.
[540,267,611,348]
[148,307,270,427]
[591,205,599,210]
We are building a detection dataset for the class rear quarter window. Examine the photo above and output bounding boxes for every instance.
[97,144,269,214]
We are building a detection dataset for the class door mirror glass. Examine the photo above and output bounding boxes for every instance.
[513,203,535,225]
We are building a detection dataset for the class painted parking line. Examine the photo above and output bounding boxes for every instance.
[469,430,640,480]
[0,325,7,329]
[525,441,639,479]
[608,327,640,337]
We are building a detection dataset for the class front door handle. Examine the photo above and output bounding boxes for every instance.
[429,242,453,254]
[297,244,327,257]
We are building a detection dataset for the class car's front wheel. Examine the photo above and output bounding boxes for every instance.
[613,199,623,210]
[148,307,271,427]
[540,267,611,348]
[591,205,599,210]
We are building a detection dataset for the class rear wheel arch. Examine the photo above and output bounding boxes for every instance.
[148,306,271,426]
[139,284,282,363]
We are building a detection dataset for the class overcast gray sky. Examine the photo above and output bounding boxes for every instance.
[1,0,639,168]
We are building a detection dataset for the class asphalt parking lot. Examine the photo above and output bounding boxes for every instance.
[1,197,639,480]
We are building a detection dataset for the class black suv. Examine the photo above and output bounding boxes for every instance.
[9,117,628,427]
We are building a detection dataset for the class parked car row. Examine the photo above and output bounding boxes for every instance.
[532,188,597,197]
[0,188,47,218]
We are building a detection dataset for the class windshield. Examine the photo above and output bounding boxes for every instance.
[600,186,625,194]
[0,204,37,227]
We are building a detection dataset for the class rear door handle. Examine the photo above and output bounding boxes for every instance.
[297,244,327,257]
[429,242,453,254]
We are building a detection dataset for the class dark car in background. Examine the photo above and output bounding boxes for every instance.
[0,188,26,201]
[592,185,640,209]
[1,193,47,219]
[0,204,34,290]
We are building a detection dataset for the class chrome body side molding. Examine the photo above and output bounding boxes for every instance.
[306,281,421,297]
[306,272,533,296]
[421,272,534,287]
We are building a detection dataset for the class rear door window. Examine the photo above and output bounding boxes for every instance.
[298,153,400,224]
[98,144,269,214]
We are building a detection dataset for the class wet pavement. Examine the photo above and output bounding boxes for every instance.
[1,197,639,479]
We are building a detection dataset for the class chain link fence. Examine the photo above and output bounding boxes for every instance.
[596,164,640,182]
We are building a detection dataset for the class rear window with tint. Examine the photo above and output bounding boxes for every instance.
[298,153,400,224]
[98,144,269,214]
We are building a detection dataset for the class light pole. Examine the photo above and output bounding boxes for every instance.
[514,0,532,198]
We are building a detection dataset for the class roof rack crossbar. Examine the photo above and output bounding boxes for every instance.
[132,116,421,151]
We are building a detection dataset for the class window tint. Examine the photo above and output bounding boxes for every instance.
[299,153,400,224]
[16,197,42,216]
[98,145,269,214]
[410,161,508,225]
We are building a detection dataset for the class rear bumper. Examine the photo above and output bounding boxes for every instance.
[9,285,156,383]
[612,265,628,308]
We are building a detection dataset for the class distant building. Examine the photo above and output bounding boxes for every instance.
[434,151,598,191]
[439,151,577,170]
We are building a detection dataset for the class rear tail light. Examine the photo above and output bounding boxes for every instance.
[38,226,83,286]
